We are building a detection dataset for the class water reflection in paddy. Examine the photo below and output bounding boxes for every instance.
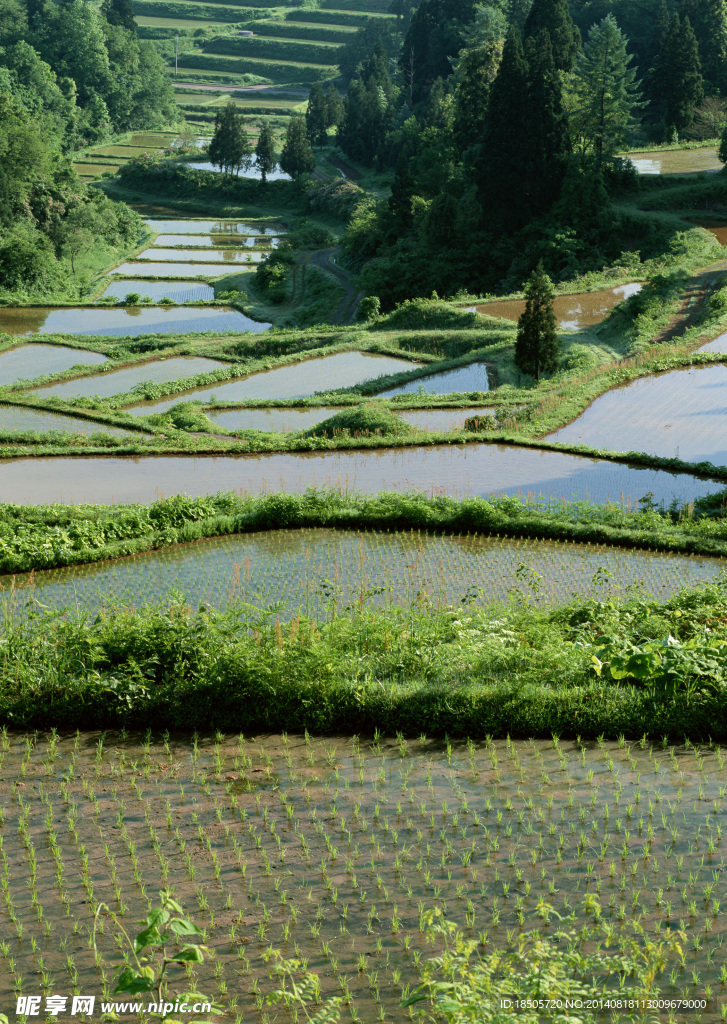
[397,407,496,431]
[0,342,106,381]
[0,405,135,437]
[548,363,727,465]
[152,235,272,249]
[183,161,291,181]
[30,356,227,400]
[473,284,642,329]
[125,353,422,415]
[138,248,264,264]
[144,219,281,235]
[0,307,266,338]
[98,281,215,303]
[113,262,252,278]
[0,444,718,506]
[379,362,489,397]
[207,406,340,432]
[5,528,722,617]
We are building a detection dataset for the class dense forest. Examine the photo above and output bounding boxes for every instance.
[335,0,724,304]
[0,0,178,295]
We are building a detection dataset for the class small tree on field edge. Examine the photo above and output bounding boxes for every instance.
[280,114,316,179]
[255,122,277,184]
[515,262,560,381]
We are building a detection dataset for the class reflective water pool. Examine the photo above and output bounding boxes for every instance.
[151,235,271,249]
[138,249,264,264]
[97,281,215,303]
[473,284,643,329]
[0,405,136,437]
[0,444,717,506]
[379,363,489,397]
[206,406,340,432]
[0,307,267,338]
[183,161,291,181]
[30,356,227,400]
[112,263,248,278]
[143,219,281,235]
[548,364,727,466]
[0,342,106,382]
[125,353,423,415]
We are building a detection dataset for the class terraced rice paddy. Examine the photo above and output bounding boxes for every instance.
[183,160,291,181]
[124,352,423,414]
[0,444,718,505]
[136,249,265,264]
[112,262,253,278]
[152,235,271,248]
[548,364,727,465]
[3,528,723,616]
[625,148,722,174]
[0,308,266,338]
[0,731,722,1023]
[29,356,227,400]
[0,406,135,438]
[144,220,281,235]
[379,363,490,398]
[203,406,498,434]
[397,408,496,431]
[97,281,215,303]
[471,284,643,330]
[0,343,106,384]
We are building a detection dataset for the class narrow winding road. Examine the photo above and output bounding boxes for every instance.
[309,248,363,325]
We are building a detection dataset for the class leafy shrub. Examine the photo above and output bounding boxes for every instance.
[376,298,480,331]
[357,295,380,321]
[302,404,414,439]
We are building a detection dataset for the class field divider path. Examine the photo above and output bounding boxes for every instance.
[309,248,362,324]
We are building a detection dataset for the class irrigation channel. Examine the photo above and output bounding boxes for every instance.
[2,528,723,618]
[0,731,724,1022]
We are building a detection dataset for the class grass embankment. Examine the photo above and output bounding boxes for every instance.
[2,572,727,737]
[4,489,727,576]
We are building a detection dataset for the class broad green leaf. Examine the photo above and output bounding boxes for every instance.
[171,946,204,963]
[113,967,155,996]
[169,918,204,937]
[146,908,170,931]
[134,925,163,953]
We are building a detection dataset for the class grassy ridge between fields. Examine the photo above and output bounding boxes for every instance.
[2,577,727,738]
[3,490,727,576]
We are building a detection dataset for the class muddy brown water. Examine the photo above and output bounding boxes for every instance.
[0,733,722,1022]
[472,284,642,330]
[0,308,267,339]
[0,342,106,384]
[0,444,719,506]
[4,527,722,618]
[547,363,727,466]
[124,353,424,415]
[693,222,727,245]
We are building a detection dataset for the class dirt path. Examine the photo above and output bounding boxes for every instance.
[309,248,363,324]
[652,258,727,345]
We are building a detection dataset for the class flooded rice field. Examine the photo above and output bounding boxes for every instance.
[0,731,723,1022]
[699,331,727,354]
[0,405,135,437]
[0,308,267,338]
[0,444,718,506]
[205,406,499,434]
[97,280,215,303]
[124,353,423,415]
[694,222,727,245]
[143,219,281,235]
[397,407,495,431]
[137,249,265,264]
[378,363,490,397]
[4,528,723,616]
[548,364,727,466]
[625,147,722,174]
[29,357,227,401]
[151,234,271,248]
[183,160,291,181]
[206,406,341,432]
[112,262,250,278]
[472,284,642,329]
[0,342,106,383]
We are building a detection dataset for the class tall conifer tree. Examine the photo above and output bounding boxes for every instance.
[208,102,252,177]
[476,25,530,231]
[523,30,570,215]
[280,114,315,179]
[305,83,328,147]
[255,122,276,184]
[679,0,727,91]
[515,263,559,380]
[649,14,704,136]
[523,0,581,72]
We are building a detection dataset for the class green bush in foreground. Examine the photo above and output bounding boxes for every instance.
[302,403,415,439]
[2,577,727,736]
